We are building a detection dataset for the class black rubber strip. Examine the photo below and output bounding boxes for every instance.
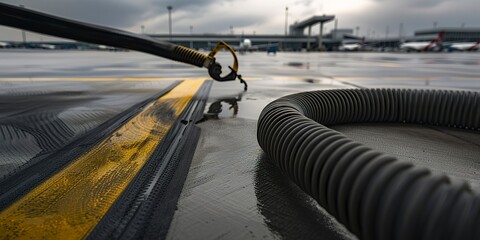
[88,80,212,240]
[0,81,182,211]
[257,89,480,240]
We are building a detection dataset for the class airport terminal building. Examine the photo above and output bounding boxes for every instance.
[149,15,349,51]
[415,28,480,42]
[150,22,480,51]
[2,15,479,51]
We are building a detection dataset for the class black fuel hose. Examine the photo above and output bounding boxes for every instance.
[257,89,480,240]
[0,3,247,85]
[0,3,208,68]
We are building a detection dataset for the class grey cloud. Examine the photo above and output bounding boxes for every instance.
[371,0,448,8]
[337,0,480,37]
[1,0,213,29]
[152,12,269,34]
[141,0,214,17]
[294,0,314,7]
[2,0,144,28]
[1,0,480,40]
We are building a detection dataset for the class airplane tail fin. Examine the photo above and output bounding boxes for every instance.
[432,31,445,44]
[469,41,480,50]
[423,32,445,51]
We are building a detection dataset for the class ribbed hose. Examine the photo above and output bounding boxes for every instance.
[257,89,480,240]
[172,45,209,68]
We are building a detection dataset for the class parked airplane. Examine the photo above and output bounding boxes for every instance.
[39,43,56,49]
[339,38,365,51]
[233,38,278,53]
[96,44,119,51]
[400,32,445,52]
[446,41,480,51]
[0,41,11,48]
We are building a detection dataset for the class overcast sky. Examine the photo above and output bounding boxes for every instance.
[1,0,479,41]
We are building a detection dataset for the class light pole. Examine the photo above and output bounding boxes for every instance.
[189,25,193,49]
[19,5,27,43]
[356,26,360,36]
[285,6,289,36]
[399,23,403,38]
[141,25,145,34]
[385,25,389,49]
[167,6,172,40]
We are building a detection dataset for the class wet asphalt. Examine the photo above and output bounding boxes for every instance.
[0,79,174,179]
[1,50,480,239]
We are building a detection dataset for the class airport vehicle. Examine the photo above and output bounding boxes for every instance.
[400,32,445,52]
[446,41,480,51]
[267,45,277,54]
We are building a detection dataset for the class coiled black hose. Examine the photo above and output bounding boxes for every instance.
[257,89,480,240]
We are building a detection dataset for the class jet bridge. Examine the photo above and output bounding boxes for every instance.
[289,15,335,50]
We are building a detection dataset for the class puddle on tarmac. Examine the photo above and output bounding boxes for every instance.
[197,92,244,123]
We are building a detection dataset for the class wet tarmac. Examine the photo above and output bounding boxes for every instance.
[1,50,479,239]
[0,79,174,179]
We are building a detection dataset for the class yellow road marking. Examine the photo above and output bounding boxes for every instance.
[375,63,401,68]
[0,79,205,239]
[334,76,438,81]
[0,77,186,82]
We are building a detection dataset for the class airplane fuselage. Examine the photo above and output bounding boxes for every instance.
[0,41,10,48]
[339,43,362,51]
[400,42,438,52]
[448,42,480,51]
[400,32,445,52]
[239,39,252,49]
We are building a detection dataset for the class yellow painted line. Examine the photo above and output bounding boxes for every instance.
[0,77,185,82]
[334,77,438,81]
[0,79,205,239]
[374,63,401,68]
[0,76,335,82]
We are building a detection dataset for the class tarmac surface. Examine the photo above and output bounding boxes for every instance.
[0,50,479,239]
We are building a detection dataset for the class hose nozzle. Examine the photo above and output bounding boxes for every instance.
[205,41,239,82]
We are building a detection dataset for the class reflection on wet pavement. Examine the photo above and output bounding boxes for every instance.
[167,118,355,240]
[0,80,173,179]
[167,119,274,240]
[0,80,204,239]
[255,154,355,240]
[197,92,244,122]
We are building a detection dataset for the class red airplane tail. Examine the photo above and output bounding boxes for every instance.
[468,41,480,51]
[424,32,445,51]
[432,32,445,44]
